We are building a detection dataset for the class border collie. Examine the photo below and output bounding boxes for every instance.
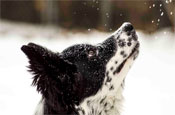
[21,22,139,115]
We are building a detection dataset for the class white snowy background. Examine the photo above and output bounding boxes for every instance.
[0,20,175,115]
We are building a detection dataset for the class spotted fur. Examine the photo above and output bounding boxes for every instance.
[21,22,139,115]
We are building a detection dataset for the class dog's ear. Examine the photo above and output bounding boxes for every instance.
[21,43,78,98]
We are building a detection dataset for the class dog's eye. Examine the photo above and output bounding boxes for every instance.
[88,50,96,57]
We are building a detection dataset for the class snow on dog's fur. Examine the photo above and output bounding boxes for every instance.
[21,22,139,115]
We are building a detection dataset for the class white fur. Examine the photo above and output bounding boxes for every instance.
[34,23,138,115]
[34,99,44,115]
[77,57,136,115]
[77,23,138,115]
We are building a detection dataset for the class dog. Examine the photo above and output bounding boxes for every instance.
[21,22,139,115]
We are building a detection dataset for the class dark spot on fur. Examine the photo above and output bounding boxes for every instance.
[113,71,117,75]
[110,67,113,71]
[92,107,94,114]
[106,76,112,82]
[120,42,126,47]
[115,61,118,64]
[127,32,131,36]
[109,85,114,90]
[87,100,91,106]
[111,106,114,109]
[120,51,125,55]
[77,108,85,115]
[110,35,115,39]
[82,109,85,115]
[100,96,106,104]
[105,76,111,85]
[105,110,108,113]
[127,42,132,46]
[105,82,107,86]
[104,102,107,107]
[105,72,110,84]
[128,38,132,42]
[132,34,138,41]
[123,54,127,58]
[99,111,102,115]
[118,39,126,47]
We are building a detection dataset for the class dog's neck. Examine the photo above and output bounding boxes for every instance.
[76,51,135,115]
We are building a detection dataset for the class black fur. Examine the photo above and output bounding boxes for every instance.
[21,36,117,114]
[21,22,139,115]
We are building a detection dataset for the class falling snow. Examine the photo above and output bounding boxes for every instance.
[170,12,173,15]
[161,12,164,16]
[0,20,175,115]
[152,4,155,7]
[106,13,110,18]
[166,0,169,4]
[157,19,160,22]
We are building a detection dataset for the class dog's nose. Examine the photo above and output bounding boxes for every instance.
[124,23,134,32]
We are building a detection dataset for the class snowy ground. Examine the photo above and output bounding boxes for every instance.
[0,20,175,115]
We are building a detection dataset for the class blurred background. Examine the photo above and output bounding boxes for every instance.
[0,0,175,115]
[0,0,174,32]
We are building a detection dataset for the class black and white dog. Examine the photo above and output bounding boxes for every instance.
[21,22,139,115]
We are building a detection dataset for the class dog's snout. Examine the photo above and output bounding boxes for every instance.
[124,23,134,32]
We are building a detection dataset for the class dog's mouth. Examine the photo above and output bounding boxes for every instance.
[116,43,140,73]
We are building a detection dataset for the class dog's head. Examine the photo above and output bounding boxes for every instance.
[21,22,139,113]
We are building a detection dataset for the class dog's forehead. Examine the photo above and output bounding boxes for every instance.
[62,44,96,54]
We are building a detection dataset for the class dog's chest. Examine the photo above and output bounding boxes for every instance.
[77,83,123,115]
